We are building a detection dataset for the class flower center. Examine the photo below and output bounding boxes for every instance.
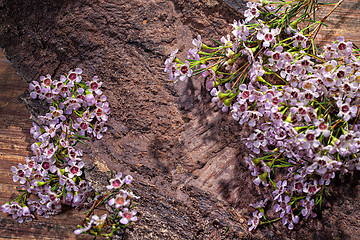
[355,76,360,83]
[61,86,68,93]
[239,104,247,112]
[301,60,310,66]
[112,179,121,187]
[35,86,41,94]
[305,133,314,142]
[319,122,327,131]
[44,78,51,86]
[96,108,103,116]
[308,185,316,193]
[70,166,79,174]
[338,42,346,51]
[298,108,306,115]
[80,122,88,130]
[273,52,280,60]
[69,73,77,81]
[28,161,35,168]
[116,196,125,205]
[295,35,304,41]
[42,162,50,170]
[250,8,257,15]
[318,159,326,166]
[242,90,250,99]
[324,77,334,84]
[291,91,298,99]
[18,170,25,178]
[49,194,57,202]
[303,82,312,90]
[264,33,273,42]
[305,92,313,100]
[343,84,351,92]
[272,97,279,105]
[180,65,188,74]
[91,82,98,90]
[257,133,265,141]
[341,105,350,113]
[124,212,132,219]
[325,65,333,72]
[337,70,345,79]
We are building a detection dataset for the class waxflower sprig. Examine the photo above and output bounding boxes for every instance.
[1,69,139,237]
[165,0,360,231]
[74,172,139,238]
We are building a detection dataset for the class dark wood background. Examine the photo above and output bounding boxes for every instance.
[0,0,359,239]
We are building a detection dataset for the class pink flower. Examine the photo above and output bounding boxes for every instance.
[119,208,137,225]
[86,76,103,95]
[65,160,85,178]
[106,173,124,190]
[192,35,202,50]
[108,190,130,209]
[93,121,108,139]
[244,2,260,22]
[257,26,279,47]
[29,81,45,99]
[178,61,193,82]
[11,164,31,184]
[336,99,357,122]
[230,20,249,41]
[67,68,82,83]
[292,32,308,48]
[248,210,263,231]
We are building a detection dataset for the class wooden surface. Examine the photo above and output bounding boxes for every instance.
[245,0,360,46]
[0,0,359,239]
[312,0,360,47]
[0,51,87,240]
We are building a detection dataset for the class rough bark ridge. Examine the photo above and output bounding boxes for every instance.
[1,0,360,239]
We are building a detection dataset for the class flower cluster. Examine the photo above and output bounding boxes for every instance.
[2,69,139,238]
[74,173,139,238]
[166,0,360,232]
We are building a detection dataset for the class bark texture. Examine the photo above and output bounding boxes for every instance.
[1,0,360,239]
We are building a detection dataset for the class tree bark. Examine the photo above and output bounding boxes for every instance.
[1,0,360,239]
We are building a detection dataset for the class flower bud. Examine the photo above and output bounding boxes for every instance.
[174,58,183,64]
[290,18,301,29]
[223,98,232,107]
[259,171,268,181]
[329,136,338,146]
[252,158,261,166]
[36,181,47,187]
[250,46,259,53]
[201,44,212,50]
[218,92,227,100]
[227,49,235,57]
[265,161,272,167]
[226,58,236,66]
[255,75,265,82]
[258,206,265,213]
[260,0,269,6]
[294,126,309,132]
[284,112,292,123]
[213,81,220,87]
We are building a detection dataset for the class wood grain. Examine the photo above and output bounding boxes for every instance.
[0,0,359,239]
[245,0,360,46]
[0,51,87,240]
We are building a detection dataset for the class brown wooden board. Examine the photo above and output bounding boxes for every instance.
[0,0,359,239]
[0,51,89,240]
